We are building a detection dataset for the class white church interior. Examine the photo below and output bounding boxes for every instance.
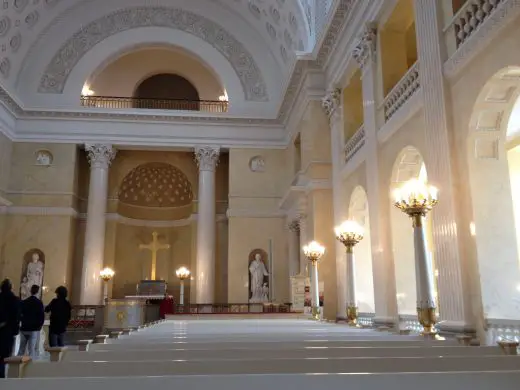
[1,0,520,387]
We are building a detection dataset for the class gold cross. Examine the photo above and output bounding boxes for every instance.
[139,232,170,280]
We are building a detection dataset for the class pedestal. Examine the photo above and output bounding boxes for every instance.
[104,299,146,331]
[290,274,308,311]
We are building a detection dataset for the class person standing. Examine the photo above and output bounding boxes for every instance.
[44,286,71,347]
[17,285,44,357]
[0,279,20,379]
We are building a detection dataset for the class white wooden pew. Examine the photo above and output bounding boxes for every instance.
[62,345,503,362]
[12,355,520,378]
[4,371,520,390]
[89,339,458,351]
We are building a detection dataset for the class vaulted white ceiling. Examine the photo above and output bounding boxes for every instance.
[0,0,319,114]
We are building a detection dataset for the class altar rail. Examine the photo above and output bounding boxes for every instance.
[172,303,293,314]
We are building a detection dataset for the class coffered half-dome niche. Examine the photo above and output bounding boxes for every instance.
[117,162,193,221]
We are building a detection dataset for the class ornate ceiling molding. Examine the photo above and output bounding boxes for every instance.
[316,0,357,67]
[0,1,353,128]
[38,7,268,102]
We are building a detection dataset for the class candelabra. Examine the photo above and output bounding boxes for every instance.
[335,220,364,326]
[175,266,191,305]
[394,179,438,335]
[303,241,325,321]
[100,267,115,304]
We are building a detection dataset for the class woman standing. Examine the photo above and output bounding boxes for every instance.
[45,286,71,347]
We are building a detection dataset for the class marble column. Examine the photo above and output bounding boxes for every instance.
[194,146,220,304]
[414,0,475,334]
[288,220,301,277]
[354,24,398,326]
[298,214,308,276]
[80,144,116,305]
[322,89,348,320]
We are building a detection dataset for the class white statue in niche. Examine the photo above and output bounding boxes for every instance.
[35,150,53,166]
[26,252,44,290]
[249,156,265,172]
[249,251,269,303]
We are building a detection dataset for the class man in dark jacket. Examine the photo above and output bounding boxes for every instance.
[0,279,20,379]
[45,286,71,347]
[17,285,44,357]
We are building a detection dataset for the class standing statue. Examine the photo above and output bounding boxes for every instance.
[27,252,44,288]
[249,252,269,303]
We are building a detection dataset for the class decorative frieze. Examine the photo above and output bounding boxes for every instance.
[321,88,341,118]
[38,7,268,102]
[194,146,220,172]
[352,22,377,69]
[85,144,117,169]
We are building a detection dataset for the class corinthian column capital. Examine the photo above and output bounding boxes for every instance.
[85,144,117,169]
[352,22,377,69]
[321,88,341,118]
[195,146,220,172]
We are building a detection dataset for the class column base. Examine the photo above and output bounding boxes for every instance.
[417,307,437,335]
[346,306,361,327]
[373,316,397,328]
[311,306,321,321]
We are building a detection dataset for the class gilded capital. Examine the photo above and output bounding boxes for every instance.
[321,88,341,118]
[85,144,116,169]
[352,23,377,69]
[195,146,220,171]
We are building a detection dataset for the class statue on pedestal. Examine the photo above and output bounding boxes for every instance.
[249,250,269,303]
[20,250,45,299]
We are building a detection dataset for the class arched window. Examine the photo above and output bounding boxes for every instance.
[134,74,200,110]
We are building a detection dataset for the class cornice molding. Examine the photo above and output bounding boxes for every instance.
[2,206,78,217]
[226,209,286,218]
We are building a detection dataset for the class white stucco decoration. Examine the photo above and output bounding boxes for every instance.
[38,7,268,102]
[249,155,266,172]
[34,149,53,166]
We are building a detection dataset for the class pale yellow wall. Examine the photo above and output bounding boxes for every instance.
[342,72,364,142]
[90,48,224,101]
[306,189,337,320]
[0,132,12,198]
[111,224,193,300]
[301,101,331,169]
[7,143,78,207]
[0,143,78,303]
[228,148,289,303]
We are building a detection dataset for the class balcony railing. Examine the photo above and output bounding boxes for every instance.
[344,124,366,163]
[80,96,229,113]
[383,61,420,122]
[448,0,504,48]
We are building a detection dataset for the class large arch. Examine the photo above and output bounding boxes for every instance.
[390,146,438,316]
[347,185,375,313]
[86,44,226,102]
[466,66,520,320]
[14,0,288,114]
[36,7,267,101]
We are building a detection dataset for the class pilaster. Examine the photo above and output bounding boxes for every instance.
[322,88,348,320]
[414,0,476,334]
[355,23,398,326]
